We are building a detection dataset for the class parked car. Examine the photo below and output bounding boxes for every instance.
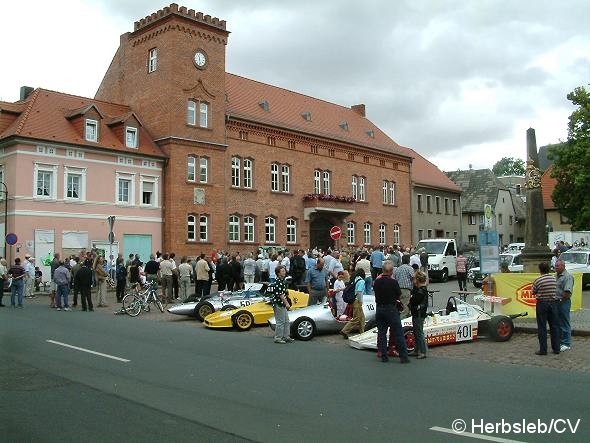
[348,296,527,353]
[468,252,523,288]
[268,294,377,341]
[558,247,590,286]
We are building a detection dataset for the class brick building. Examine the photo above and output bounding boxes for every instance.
[95,3,414,254]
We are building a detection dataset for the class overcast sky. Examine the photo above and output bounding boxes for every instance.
[2,0,588,171]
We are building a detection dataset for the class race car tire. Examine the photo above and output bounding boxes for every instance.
[195,301,215,321]
[473,281,482,288]
[292,317,316,341]
[440,268,449,282]
[403,326,416,353]
[221,305,237,311]
[489,315,514,342]
[233,311,254,331]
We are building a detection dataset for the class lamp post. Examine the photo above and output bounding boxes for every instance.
[1,181,7,260]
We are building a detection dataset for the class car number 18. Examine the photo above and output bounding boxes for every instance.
[456,324,473,341]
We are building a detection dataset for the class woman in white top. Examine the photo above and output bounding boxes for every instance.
[268,254,280,283]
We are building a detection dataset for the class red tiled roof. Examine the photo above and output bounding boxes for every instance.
[541,166,557,209]
[0,89,166,158]
[404,148,462,192]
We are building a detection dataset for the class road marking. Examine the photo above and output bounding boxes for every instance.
[46,340,130,363]
[430,427,525,443]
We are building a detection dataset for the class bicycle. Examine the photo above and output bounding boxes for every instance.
[122,281,167,316]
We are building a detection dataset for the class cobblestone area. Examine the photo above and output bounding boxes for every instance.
[26,289,590,373]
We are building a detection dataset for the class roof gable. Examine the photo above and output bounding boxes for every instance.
[446,168,508,212]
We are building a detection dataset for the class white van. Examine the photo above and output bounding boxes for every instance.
[416,238,457,282]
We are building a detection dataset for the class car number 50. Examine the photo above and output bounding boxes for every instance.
[456,324,472,341]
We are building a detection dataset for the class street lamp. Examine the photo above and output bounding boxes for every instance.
[1,181,7,260]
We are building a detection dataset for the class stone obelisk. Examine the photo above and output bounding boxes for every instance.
[521,128,551,272]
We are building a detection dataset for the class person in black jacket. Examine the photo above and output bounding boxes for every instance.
[215,258,231,291]
[409,270,429,359]
[75,259,94,311]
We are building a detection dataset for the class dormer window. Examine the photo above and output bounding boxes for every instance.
[366,130,375,138]
[339,121,349,131]
[259,100,269,112]
[148,48,157,73]
[125,127,138,148]
[301,112,312,122]
[85,119,98,142]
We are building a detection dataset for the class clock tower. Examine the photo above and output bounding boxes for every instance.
[96,3,230,254]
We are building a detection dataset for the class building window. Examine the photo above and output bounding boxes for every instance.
[229,215,240,242]
[418,229,424,240]
[498,214,503,225]
[352,176,358,200]
[286,218,297,244]
[468,235,477,244]
[244,216,255,242]
[199,157,208,183]
[417,194,423,212]
[148,48,157,73]
[364,223,371,245]
[85,119,98,142]
[382,180,387,204]
[35,166,57,199]
[435,196,441,214]
[243,159,252,189]
[383,181,395,205]
[509,215,513,225]
[288,140,296,149]
[187,100,196,125]
[66,149,84,159]
[453,231,458,239]
[452,199,458,215]
[141,180,155,206]
[322,171,330,195]
[427,229,433,238]
[271,163,279,192]
[281,165,290,193]
[314,170,321,194]
[231,157,241,187]
[515,184,521,195]
[118,156,133,165]
[444,198,450,214]
[347,222,355,245]
[426,195,432,213]
[125,127,138,148]
[388,182,395,205]
[393,225,400,245]
[65,174,80,199]
[199,215,208,242]
[117,178,131,204]
[265,216,276,243]
[239,131,248,141]
[187,156,196,182]
[379,224,386,245]
[358,176,365,201]
[267,136,276,146]
[188,215,196,241]
[199,102,208,128]
[468,214,477,225]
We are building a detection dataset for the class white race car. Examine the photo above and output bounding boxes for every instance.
[167,283,270,321]
[348,296,527,353]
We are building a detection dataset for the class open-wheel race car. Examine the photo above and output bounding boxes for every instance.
[167,283,271,321]
[348,296,527,354]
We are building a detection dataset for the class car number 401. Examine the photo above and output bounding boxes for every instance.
[456,324,473,341]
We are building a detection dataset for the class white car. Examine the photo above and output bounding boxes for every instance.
[348,296,527,353]
[468,252,523,288]
[558,248,590,286]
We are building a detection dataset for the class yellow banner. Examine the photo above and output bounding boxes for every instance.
[491,272,583,318]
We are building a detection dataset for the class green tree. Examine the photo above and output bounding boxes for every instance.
[549,86,590,230]
[492,157,526,176]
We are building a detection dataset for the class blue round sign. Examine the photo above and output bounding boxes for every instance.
[6,233,18,246]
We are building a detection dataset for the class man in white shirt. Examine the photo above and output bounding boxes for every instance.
[243,253,257,284]
[23,255,36,299]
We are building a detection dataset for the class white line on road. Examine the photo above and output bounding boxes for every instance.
[46,340,130,363]
[430,427,526,443]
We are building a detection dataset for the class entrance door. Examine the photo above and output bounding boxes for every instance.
[123,234,152,263]
[310,217,334,251]
[35,229,55,283]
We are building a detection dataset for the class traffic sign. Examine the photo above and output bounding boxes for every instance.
[6,233,18,246]
[329,226,342,240]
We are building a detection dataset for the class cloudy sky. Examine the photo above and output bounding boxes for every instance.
[2,0,588,171]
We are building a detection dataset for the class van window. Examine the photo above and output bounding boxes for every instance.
[445,243,456,256]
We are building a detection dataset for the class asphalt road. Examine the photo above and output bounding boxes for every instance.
[1,302,589,443]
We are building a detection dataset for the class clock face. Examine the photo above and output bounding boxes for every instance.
[194,51,207,68]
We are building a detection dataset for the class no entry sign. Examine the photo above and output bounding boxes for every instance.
[6,233,18,246]
[329,226,342,240]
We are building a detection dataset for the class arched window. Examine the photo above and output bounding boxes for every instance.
[199,215,208,242]
[286,218,297,244]
[244,216,255,243]
[364,222,371,245]
[347,222,355,245]
[187,215,196,241]
[379,223,386,245]
[265,217,276,243]
[229,215,240,242]
[231,157,241,187]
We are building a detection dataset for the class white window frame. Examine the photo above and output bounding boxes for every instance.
[33,163,57,200]
[314,170,321,194]
[271,163,279,192]
[393,225,400,245]
[115,172,136,205]
[199,215,208,242]
[265,216,276,243]
[187,156,196,182]
[363,222,371,245]
[322,171,330,195]
[244,216,255,243]
[188,215,196,241]
[352,176,358,200]
[347,222,355,245]
[468,215,476,225]
[199,157,208,183]
[243,159,252,188]
[148,48,157,73]
[187,100,196,125]
[359,176,365,201]
[286,218,297,244]
[125,126,138,149]
[281,164,290,193]
[199,102,208,128]
[382,180,387,204]
[140,175,158,207]
[66,149,84,159]
[85,119,98,142]
[229,215,240,242]
[231,157,241,187]
[63,166,87,201]
[379,223,386,245]
[389,182,395,206]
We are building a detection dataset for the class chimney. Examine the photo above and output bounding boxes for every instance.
[20,86,34,101]
[351,104,366,117]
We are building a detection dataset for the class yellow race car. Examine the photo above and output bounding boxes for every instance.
[203,290,309,331]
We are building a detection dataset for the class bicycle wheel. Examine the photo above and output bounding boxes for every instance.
[122,293,142,317]
[154,292,168,309]
[154,297,164,313]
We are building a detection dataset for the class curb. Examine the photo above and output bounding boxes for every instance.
[515,326,590,337]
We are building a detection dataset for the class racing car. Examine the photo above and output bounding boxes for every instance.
[203,290,309,331]
[348,296,527,353]
[167,283,271,321]
[268,294,377,341]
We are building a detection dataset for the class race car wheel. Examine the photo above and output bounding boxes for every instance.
[221,305,237,311]
[473,281,482,288]
[403,326,416,353]
[195,301,215,321]
[292,317,316,341]
[489,315,514,342]
[233,311,254,331]
[440,268,449,282]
